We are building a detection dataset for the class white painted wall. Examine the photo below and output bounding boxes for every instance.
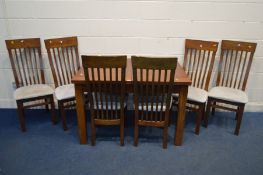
[0,0,263,111]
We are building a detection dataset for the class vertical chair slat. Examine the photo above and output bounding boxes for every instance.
[229,50,238,87]
[197,50,206,88]
[19,48,28,86]
[61,47,70,83]
[156,69,161,122]
[187,49,192,75]
[27,48,35,84]
[233,51,243,88]
[34,48,41,84]
[150,69,155,121]
[74,46,80,70]
[110,68,113,119]
[190,49,197,80]
[93,68,100,119]
[52,48,62,86]
[201,50,210,89]
[70,47,76,73]
[7,49,19,86]
[225,50,233,87]
[24,48,32,85]
[98,68,104,119]
[193,49,201,87]
[37,47,45,84]
[221,50,228,86]
[145,69,149,121]
[57,47,67,85]
[238,52,248,89]
[104,68,109,120]
[183,48,188,71]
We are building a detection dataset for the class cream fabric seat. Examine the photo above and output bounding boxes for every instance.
[208,86,248,104]
[14,84,54,100]
[55,84,75,101]
[138,103,170,111]
[137,99,173,112]
[187,86,208,103]
[172,86,208,103]
[93,102,126,110]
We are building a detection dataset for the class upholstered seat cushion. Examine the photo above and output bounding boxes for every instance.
[14,84,54,100]
[137,98,173,112]
[208,86,248,104]
[138,103,170,111]
[172,86,208,103]
[187,86,208,103]
[93,102,126,110]
[55,84,75,100]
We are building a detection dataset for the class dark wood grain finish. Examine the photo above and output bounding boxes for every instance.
[205,40,257,135]
[72,59,191,146]
[183,39,218,91]
[45,36,80,130]
[82,55,127,146]
[175,39,219,135]
[5,38,56,132]
[132,56,177,149]
[72,60,191,86]
[216,40,257,91]
[45,36,80,88]
[5,38,45,88]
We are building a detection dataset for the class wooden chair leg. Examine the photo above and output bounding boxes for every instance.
[195,103,205,135]
[120,117,124,146]
[211,101,216,116]
[58,101,68,130]
[50,96,57,125]
[16,101,26,132]
[234,105,245,136]
[204,99,212,128]
[91,123,96,146]
[45,98,49,111]
[235,107,239,120]
[134,124,139,146]
[163,127,168,149]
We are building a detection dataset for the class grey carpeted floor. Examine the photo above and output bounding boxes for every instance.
[0,109,262,175]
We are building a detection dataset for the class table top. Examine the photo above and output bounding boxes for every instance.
[72,59,192,85]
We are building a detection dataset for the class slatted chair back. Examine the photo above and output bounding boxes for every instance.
[216,40,257,91]
[183,39,218,91]
[45,36,80,88]
[132,56,177,126]
[82,55,127,123]
[5,38,45,88]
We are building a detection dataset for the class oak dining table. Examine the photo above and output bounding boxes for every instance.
[72,59,192,146]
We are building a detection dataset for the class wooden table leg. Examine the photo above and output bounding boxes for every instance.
[75,84,87,144]
[174,85,188,146]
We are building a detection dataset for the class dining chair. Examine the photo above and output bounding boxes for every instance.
[132,56,177,149]
[5,38,56,132]
[82,55,127,146]
[172,39,219,135]
[45,36,80,130]
[204,40,257,135]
